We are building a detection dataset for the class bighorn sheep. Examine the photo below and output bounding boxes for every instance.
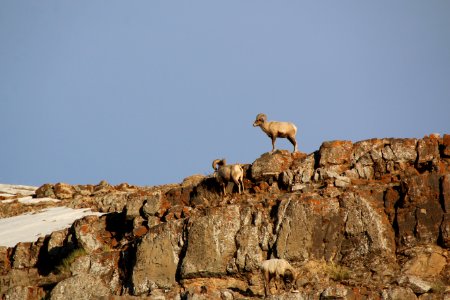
[260,258,297,296]
[212,159,244,195]
[253,113,298,153]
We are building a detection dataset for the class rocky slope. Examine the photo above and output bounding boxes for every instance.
[1,134,450,299]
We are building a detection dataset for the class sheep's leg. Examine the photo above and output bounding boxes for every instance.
[222,183,227,196]
[287,136,298,153]
[263,271,271,296]
[233,177,241,194]
[271,137,277,153]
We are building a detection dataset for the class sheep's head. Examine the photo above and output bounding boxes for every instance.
[253,113,267,127]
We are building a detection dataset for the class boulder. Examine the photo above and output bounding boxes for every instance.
[70,251,121,294]
[398,275,432,294]
[417,136,440,166]
[291,153,316,184]
[11,239,44,269]
[274,194,344,262]
[2,285,45,300]
[397,173,443,247]
[319,140,353,174]
[181,206,241,278]
[53,183,75,199]
[132,220,184,295]
[50,273,110,300]
[251,150,295,182]
[381,286,417,300]
[35,183,55,199]
[339,191,398,277]
[443,134,450,157]
[401,246,447,278]
[0,246,11,275]
[72,215,107,253]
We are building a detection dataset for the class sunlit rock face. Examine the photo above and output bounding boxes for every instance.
[1,134,450,299]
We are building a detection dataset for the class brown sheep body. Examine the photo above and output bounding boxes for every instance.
[253,113,298,153]
[212,159,244,195]
[260,258,297,296]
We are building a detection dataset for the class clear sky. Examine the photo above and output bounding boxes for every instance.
[1,1,449,187]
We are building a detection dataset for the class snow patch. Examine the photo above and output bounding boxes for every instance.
[0,207,103,247]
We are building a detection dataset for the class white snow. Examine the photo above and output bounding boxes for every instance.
[0,184,38,197]
[1,196,60,204]
[0,207,103,247]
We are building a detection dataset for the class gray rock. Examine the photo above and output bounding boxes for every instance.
[50,274,110,300]
[399,275,432,294]
[132,220,184,295]
[181,206,241,278]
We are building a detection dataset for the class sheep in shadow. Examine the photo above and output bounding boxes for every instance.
[253,113,298,153]
[212,159,244,195]
[260,258,297,296]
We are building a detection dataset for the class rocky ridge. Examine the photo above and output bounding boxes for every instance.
[1,134,450,299]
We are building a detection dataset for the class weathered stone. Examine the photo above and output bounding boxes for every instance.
[352,139,385,164]
[132,220,184,295]
[321,284,355,299]
[125,194,147,219]
[71,251,121,294]
[53,183,75,199]
[142,191,168,218]
[397,173,443,247]
[235,207,267,272]
[319,140,353,174]
[384,188,400,225]
[0,247,11,275]
[11,239,43,269]
[35,183,55,199]
[3,285,45,300]
[72,215,107,253]
[95,193,128,213]
[0,268,40,295]
[443,175,450,213]
[181,174,206,187]
[399,275,432,294]
[389,138,418,163]
[181,206,241,278]
[382,286,417,300]
[339,191,397,276]
[355,163,374,179]
[441,214,450,247]
[335,176,351,188]
[402,246,447,277]
[351,139,387,179]
[274,194,344,262]
[279,170,294,189]
[417,137,439,166]
[47,229,69,258]
[291,153,315,184]
[93,180,113,195]
[443,134,450,157]
[50,273,110,300]
[251,150,295,182]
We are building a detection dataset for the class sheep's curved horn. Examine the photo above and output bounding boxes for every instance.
[255,113,267,121]
[212,159,221,170]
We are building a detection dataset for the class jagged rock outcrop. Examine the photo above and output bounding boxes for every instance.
[1,134,450,299]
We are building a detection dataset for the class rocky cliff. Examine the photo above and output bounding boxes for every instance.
[1,134,450,299]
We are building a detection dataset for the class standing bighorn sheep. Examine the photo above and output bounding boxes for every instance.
[212,159,244,195]
[260,258,297,296]
[253,113,298,153]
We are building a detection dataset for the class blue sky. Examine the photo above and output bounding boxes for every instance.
[1,1,449,186]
